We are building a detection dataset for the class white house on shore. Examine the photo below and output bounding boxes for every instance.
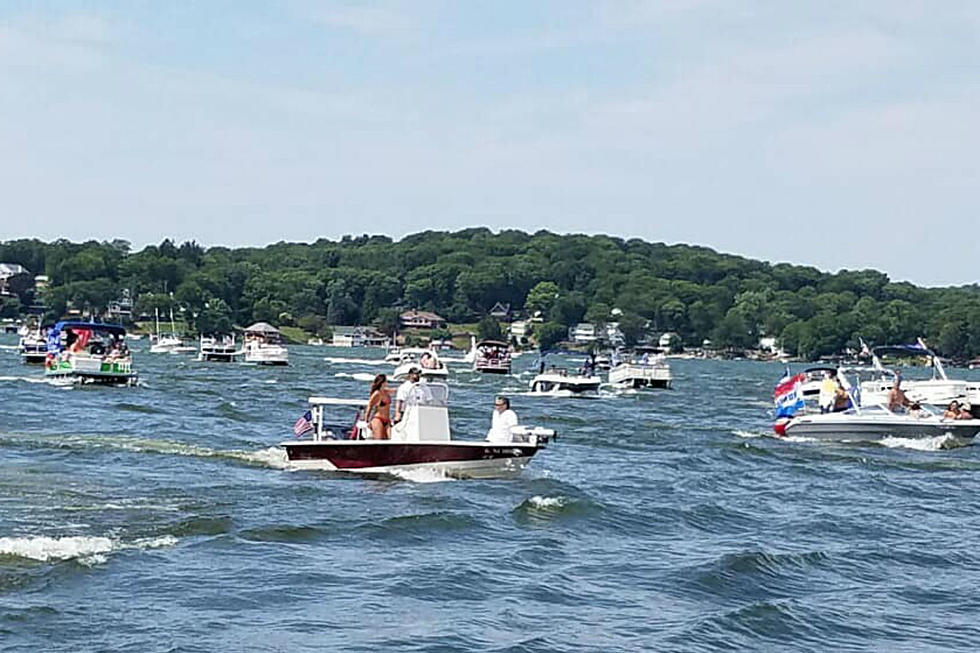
[569,322,597,344]
[332,326,389,347]
[400,310,446,330]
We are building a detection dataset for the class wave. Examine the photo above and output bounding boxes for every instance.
[113,402,165,415]
[323,357,387,366]
[0,432,289,470]
[512,494,603,523]
[388,467,456,483]
[333,372,376,382]
[0,534,176,565]
[880,433,971,451]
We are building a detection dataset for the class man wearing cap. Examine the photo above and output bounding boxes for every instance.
[394,366,422,423]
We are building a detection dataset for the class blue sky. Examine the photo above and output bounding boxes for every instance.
[1,1,977,286]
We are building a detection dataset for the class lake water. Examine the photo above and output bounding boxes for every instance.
[2,336,980,652]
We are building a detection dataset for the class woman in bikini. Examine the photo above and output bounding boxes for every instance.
[365,374,391,440]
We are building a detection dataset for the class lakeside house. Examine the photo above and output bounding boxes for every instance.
[400,310,446,330]
[0,263,29,297]
[332,326,388,348]
[568,322,597,344]
[489,302,512,321]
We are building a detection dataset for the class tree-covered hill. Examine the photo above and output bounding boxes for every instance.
[2,229,979,360]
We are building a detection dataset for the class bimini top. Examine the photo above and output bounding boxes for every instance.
[53,321,127,335]
[244,322,280,335]
[476,339,509,348]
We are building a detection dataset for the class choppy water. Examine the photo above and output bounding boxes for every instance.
[3,337,980,652]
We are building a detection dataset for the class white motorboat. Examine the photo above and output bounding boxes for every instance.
[608,354,672,389]
[775,404,980,442]
[242,322,289,365]
[17,322,48,364]
[198,334,240,362]
[149,308,196,354]
[281,383,555,479]
[391,348,449,380]
[473,339,511,374]
[528,370,602,397]
[44,321,138,386]
[858,341,980,417]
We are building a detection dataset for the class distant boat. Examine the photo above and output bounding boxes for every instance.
[44,321,138,386]
[242,322,289,365]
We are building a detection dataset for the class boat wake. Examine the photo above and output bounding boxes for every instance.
[334,372,376,382]
[323,357,387,366]
[388,467,457,483]
[880,433,971,451]
[0,534,177,566]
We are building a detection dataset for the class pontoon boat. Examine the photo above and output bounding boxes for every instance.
[44,321,138,386]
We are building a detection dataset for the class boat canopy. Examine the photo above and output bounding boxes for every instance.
[477,339,508,348]
[244,322,280,335]
[52,321,127,335]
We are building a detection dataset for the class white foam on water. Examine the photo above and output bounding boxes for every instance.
[232,446,290,469]
[389,467,456,483]
[880,433,968,451]
[732,429,767,439]
[0,375,54,385]
[264,379,278,384]
[334,372,375,382]
[323,357,387,366]
[0,534,177,565]
[527,495,567,509]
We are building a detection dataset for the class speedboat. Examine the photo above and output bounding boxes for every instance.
[17,322,48,364]
[858,341,979,417]
[242,322,289,365]
[775,404,980,442]
[772,366,980,443]
[44,321,138,386]
[473,339,511,374]
[528,370,601,397]
[281,383,555,478]
[608,354,672,389]
[391,348,449,380]
[198,334,240,362]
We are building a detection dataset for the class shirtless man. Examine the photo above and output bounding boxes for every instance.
[887,377,911,413]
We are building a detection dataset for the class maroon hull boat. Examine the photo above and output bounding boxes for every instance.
[281,384,554,479]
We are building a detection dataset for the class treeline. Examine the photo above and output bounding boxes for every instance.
[2,229,979,360]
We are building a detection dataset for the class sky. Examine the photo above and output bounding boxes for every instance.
[0,1,977,286]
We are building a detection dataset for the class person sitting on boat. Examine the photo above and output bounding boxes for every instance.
[420,352,436,369]
[818,372,837,413]
[943,401,972,420]
[364,374,392,440]
[832,381,851,413]
[486,396,519,443]
[887,377,912,413]
[394,366,422,424]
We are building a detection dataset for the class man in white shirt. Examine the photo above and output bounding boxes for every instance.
[486,396,519,443]
[394,366,422,423]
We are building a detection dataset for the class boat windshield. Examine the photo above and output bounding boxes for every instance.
[404,382,449,408]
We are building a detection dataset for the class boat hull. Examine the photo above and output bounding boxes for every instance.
[281,441,541,479]
[783,417,980,441]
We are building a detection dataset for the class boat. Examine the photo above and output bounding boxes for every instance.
[608,353,672,389]
[17,322,48,364]
[281,383,555,478]
[858,341,980,417]
[149,308,196,354]
[473,339,511,374]
[44,321,138,386]
[773,367,980,442]
[391,348,449,380]
[775,404,980,442]
[528,370,602,397]
[242,322,289,365]
[198,334,240,362]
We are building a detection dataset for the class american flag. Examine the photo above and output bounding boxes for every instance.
[292,410,314,437]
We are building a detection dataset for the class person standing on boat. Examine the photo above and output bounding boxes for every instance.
[394,366,422,424]
[365,374,392,439]
[486,396,519,443]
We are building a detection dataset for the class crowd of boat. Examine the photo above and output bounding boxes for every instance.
[10,318,980,478]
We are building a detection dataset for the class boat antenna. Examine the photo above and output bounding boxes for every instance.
[918,337,947,381]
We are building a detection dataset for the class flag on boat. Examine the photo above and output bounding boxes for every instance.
[292,410,314,437]
[773,373,806,418]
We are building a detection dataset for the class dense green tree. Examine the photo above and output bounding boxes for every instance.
[477,316,504,341]
[535,322,567,351]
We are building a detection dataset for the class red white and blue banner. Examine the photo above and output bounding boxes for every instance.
[773,373,806,418]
